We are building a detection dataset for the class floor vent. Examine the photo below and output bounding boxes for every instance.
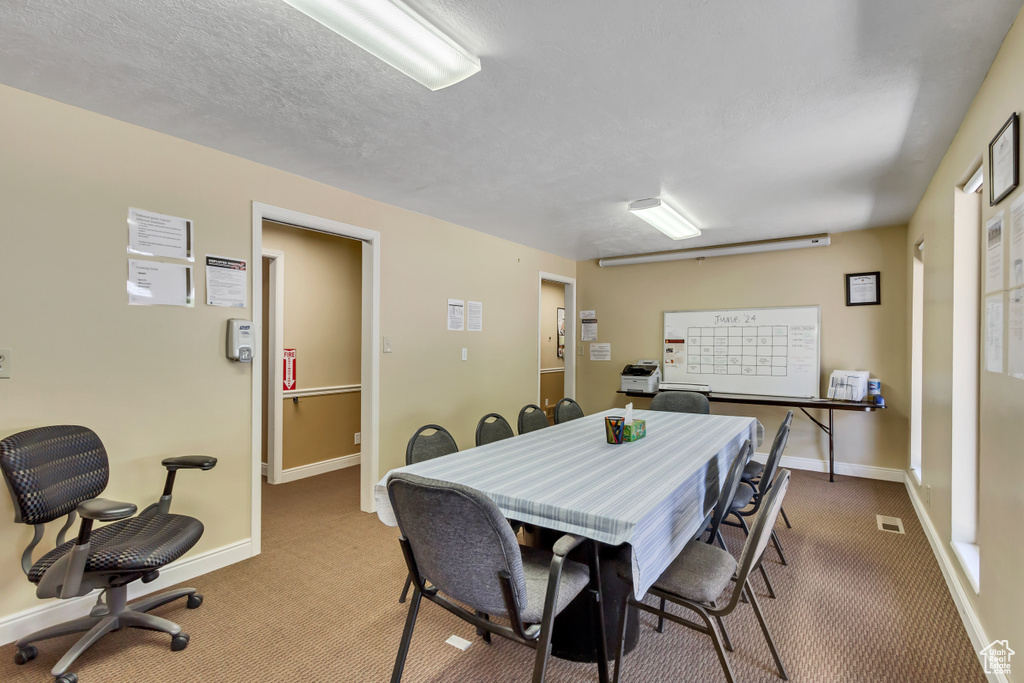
[876,515,904,534]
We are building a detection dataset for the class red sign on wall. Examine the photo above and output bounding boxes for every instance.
[283,349,297,391]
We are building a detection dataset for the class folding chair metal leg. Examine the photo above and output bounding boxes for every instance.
[390,588,422,683]
[475,611,491,644]
[744,582,789,680]
[714,614,733,652]
[780,505,792,529]
[656,597,666,633]
[770,529,788,566]
[693,603,736,683]
[586,540,610,683]
[612,595,631,683]
[758,562,777,599]
[737,514,751,535]
[399,574,412,603]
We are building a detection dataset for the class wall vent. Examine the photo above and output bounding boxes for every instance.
[876,515,905,534]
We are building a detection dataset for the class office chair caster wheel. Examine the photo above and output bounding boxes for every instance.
[171,633,190,652]
[186,593,203,609]
[14,645,37,664]
[55,674,78,683]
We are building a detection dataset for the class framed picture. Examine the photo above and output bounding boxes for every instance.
[846,272,881,306]
[556,307,565,358]
[989,112,1018,206]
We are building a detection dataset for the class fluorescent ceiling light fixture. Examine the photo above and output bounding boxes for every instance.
[281,0,481,90]
[598,234,831,267]
[628,198,701,240]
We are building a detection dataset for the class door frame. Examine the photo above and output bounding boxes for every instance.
[251,202,381,553]
[261,248,285,485]
[538,272,576,403]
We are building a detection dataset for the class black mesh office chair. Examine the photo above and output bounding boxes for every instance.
[0,425,216,683]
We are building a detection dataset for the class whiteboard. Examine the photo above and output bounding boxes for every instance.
[663,306,820,398]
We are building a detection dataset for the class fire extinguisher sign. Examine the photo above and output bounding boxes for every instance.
[283,349,297,391]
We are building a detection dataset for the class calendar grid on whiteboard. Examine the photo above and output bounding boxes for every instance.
[664,306,820,398]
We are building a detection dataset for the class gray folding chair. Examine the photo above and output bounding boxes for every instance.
[649,390,710,414]
[476,413,515,447]
[727,421,790,578]
[398,424,459,603]
[518,404,550,434]
[388,473,609,683]
[613,470,792,683]
[656,439,754,634]
[554,397,584,424]
[742,411,794,529]
[1,426,215,683]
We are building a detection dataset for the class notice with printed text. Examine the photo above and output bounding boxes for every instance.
[128,207,193,261]
[128,259,193,306]
[447,299,465,331]
[206,255,247,307]
[986,294,1004,373]
[986,212,1004,294]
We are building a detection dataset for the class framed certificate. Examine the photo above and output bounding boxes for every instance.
[989,112,1018,206]
[846,271,880,306]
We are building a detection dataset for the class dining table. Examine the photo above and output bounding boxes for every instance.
[375,408,763,662]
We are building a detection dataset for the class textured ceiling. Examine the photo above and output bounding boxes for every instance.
[1,0,1021,260]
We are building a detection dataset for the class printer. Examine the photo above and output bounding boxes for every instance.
[620,360,662,393]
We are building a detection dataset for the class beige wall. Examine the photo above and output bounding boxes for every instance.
[540,280,566,416]
[576,226,909,470]
[262,221,362,470]
[0,84,575,620]
[906,7,1024,662]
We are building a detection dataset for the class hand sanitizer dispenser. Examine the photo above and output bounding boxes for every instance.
[227,319,253,363]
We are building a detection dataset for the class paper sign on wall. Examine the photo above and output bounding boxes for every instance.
[985,295,1003,374]
[128,207,194,261]
[986,212,1004,294]
[206,255,247,308]
[467,300,483,332]
[1010,195,1024,288]
[127,259,193,306]
[590,343,611,361]
[1010,288,1024,380]
[447,299,465,331]
[283,349,297,391]
[581,319,598,341]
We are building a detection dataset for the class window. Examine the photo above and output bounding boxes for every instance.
[949,180,981,592]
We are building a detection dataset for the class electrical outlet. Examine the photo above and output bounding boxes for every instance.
[0,349,10,379]
[925,484,931,507]
[461,348,468,361]
[354,432,361,445]
[383,336,392,353]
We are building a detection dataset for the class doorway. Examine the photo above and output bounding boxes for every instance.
[538,272,577,418]
[251,203,380,555]
[260,223,363,486]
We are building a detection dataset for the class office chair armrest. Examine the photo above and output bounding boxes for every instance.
[552,534,585,558]
[77,498,138,522]
[161,455,218,471]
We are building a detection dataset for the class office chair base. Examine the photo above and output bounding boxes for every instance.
[13,584,200,679]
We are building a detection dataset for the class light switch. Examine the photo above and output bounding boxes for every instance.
[383,336,392,353]
[0,349,10,379]
[577,345,584,356]
[461,348,468,361]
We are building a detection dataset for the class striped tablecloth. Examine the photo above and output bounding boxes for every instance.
[375,409,762,597]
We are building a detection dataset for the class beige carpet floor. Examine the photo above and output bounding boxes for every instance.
[1,467,986,682]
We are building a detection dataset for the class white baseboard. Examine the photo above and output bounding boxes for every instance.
[903,472,1003,683]
[262,453,360,484]
[0,538,254,647]
[750,452,905,482]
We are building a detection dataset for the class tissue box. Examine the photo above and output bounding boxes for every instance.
[623,419,646,442]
